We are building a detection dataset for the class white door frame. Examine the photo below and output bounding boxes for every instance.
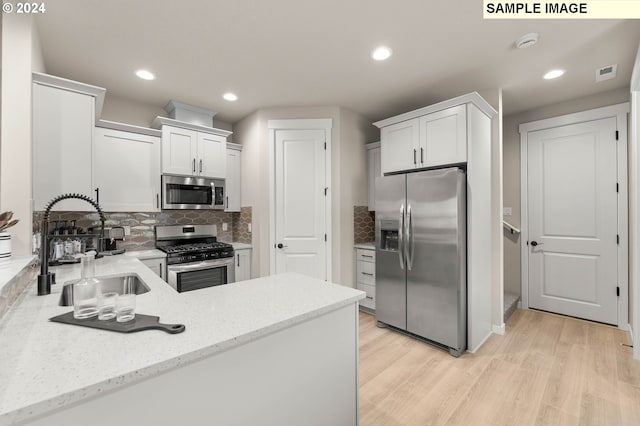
[267,119,332,281]
[519,103,630,330]
[630,43,640,359]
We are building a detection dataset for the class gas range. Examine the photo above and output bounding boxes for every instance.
[155,225,234,266]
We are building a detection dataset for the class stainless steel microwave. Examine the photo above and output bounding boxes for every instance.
[161,175,225,210]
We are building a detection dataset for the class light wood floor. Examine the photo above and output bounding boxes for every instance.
[359,309,640,426]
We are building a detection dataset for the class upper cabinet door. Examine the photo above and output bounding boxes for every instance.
[225,147,241,212]
[197,133,226,178]
[420,105,467,167]
[367,145,381,211]
[94,128,161,212]
[380,118,419,174]
[33,83,95,211]
[161,125,198,176]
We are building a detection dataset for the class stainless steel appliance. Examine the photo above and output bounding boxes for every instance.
[155,225,235,292]
[162,174,225,210]
[375,167,466,357]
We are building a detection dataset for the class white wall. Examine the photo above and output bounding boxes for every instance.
[338,108,378,286]
[503,87,631,309]
[233,106,377,286]
[0,14,42,255]
[102,94,233,136]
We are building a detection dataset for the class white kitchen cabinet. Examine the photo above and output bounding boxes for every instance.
[161,125,198,176]
[32,74,105,211]
[378,104,467,174]
[94,127,161,212]
[225,143,242,212]
[366,142,381,211]
[198,132,226,178]
[419,104,467,167]
[355,247,376,311]
[380,119,419,174]
[235,247,252,282]
[141,257,167,281]
[156,119,230,179]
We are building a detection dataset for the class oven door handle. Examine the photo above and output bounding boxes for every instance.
[168,259,233,273]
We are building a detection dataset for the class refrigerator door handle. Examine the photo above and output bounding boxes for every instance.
[398,204,405,269]
[406,204,414,270]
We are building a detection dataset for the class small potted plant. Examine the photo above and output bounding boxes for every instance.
[0,211,19,260]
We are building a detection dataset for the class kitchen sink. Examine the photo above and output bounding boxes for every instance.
[58,274,150,306]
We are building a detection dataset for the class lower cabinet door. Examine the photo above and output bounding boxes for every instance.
[141,258,166,281]
[235,249,252,282]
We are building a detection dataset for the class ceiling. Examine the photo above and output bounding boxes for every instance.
[34,0,640,124]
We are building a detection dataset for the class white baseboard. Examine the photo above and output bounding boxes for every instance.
[517,301,522,309]
[492,323,506,335]
[628,324,634,346]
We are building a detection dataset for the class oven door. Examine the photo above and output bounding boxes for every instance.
[167,257,235,292]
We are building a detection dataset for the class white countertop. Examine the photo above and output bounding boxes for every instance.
[230,242,252,250]
[123,248,166,260]
[354,242,375,250]
[0,257,363,425]
[0,256,37,293]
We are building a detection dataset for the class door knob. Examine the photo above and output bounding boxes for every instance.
[276,243,288,249]
[530,241,544,247]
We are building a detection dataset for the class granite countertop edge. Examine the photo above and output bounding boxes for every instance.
[0,256,362,425]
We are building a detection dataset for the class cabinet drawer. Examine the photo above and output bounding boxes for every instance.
[359,295,375,310]
[358,283,375,309]
[357,261,375,286]
[356,249,376,263]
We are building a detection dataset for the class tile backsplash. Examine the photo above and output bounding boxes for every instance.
[33,207,253,251]
[354,206,375,244]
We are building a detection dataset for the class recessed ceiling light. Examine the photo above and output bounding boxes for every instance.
[135,69,155,80]
[371,46,392,61]
[543,69,565,80]
[223,93,238,101]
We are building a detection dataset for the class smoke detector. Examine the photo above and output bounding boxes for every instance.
[596,64,617,82]
[516,33,539,49]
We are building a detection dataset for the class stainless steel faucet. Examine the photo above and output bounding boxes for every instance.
[37,193,106,296]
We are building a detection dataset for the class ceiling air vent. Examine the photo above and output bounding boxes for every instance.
[596,64,617,82]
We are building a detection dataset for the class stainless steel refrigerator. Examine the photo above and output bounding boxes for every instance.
[375,167,466,357]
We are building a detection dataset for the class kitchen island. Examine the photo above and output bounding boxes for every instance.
[0,256,364,425]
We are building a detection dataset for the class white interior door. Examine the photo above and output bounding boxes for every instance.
[274,129,327,280]
[527,117,618,324]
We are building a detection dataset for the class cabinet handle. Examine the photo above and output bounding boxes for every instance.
[420,147,424,164]
[159,264,162,279]
[237,253,240,267]
[199,159,203,173]
[362,254,373,258]
[193,159,196,173]
[366,296,373,300]
[156,193,159,209]
[362,272,374,276]
[226,196,229,209]
[95,188,99,204]
[413,149,417,165]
